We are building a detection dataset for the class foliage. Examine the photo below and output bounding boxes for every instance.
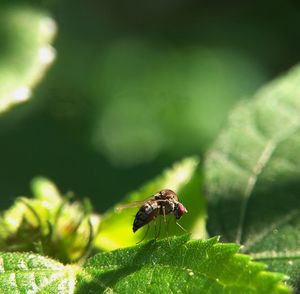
[0,5,56,113]
[205,65,300,289]
[0,178,100,264]
[0,2,299,293]
[0,252,79,293]
[91,41,264,166]
[0,156,292,292]
[78,235,289,294]
[0,237,290,293]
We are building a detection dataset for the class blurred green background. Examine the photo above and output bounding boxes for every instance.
[1,1,300,211]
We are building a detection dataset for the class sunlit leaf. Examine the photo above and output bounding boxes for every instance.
[0,252,79,293]
[205,65,300,290]
[78,235,290,293]
[0,5,56,113]
[95,157,206,251]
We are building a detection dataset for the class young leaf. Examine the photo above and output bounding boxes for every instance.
[77,235,290,293]
[0,252,79,293]
[0,178,100,263]
[0,5,56,113]
[205,65,300,289]
[94,157,206,251]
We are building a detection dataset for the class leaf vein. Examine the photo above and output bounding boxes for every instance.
[236,139,276,244]
[251,250,300,261]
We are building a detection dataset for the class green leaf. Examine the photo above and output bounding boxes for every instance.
[0,178,100,263]
[0,5,56,113]
[205,65,300,289]
[77,235,290,293]
[90,39,265,166]
[0,238,289,293]
[0,252,79,293]
[95,157,206,251]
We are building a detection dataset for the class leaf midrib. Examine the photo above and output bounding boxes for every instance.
[236,139,276,244]
[235,107,300,245]
[251,250,300,261]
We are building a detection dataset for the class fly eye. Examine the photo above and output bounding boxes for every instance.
[177,203,187,218]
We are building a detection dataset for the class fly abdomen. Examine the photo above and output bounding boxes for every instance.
[133,201,158,232]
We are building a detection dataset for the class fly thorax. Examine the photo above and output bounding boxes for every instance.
[166,201,176,214]
[144,201,157,214]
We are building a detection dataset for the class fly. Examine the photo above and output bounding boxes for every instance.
[132,189,188,241]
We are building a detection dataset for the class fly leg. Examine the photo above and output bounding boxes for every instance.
[154,217,162,240]
[175,221,187,233]
[162,206,170,246]
[154,217,158,240]
[166,217,170,236]
[136,224,150,244]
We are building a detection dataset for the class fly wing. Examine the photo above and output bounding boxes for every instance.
[115,189,176,211]
[115,197,152,212]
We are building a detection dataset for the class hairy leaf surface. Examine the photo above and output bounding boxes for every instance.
[0,252,79,293]
[78,235,290,293]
